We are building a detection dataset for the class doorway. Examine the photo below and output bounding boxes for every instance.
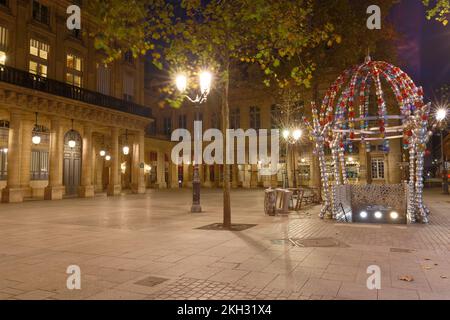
[63,130,82,196]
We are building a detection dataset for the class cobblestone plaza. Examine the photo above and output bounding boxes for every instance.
[0,188,449,300]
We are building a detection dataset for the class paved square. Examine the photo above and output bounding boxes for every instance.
[0,188,449,300]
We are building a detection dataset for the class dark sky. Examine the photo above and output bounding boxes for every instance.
[390,0,450,99]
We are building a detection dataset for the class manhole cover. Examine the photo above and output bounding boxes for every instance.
[289,237,349,248]
[134,276,168,287]
[390,248,414,253]
[196,223,257,231]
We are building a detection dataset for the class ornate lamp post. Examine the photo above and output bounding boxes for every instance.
[282,128,302,187]
[436,107,448,194]
[175,71,212,213]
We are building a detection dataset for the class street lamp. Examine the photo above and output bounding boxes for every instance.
[67,119,77,148]
[435,106,448,194]
[175,70,212,213]
[122,129,130,155]
[282,128,303,187]
[99,135,107,157]
[32,112,41,145]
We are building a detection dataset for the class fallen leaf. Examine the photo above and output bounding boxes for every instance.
[423,266,432,270]
[398,275,414,282]
[424,258,431,261]
[434,263,438,266]
[440,275,448,279]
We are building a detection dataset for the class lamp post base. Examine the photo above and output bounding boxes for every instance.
[190,204,202,213]
[191,164,202,213]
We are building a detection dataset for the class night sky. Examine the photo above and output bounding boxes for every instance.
[390,0,450,99]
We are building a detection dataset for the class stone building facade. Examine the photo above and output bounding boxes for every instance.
[0,1,405,204]
[144,76,405,190]
[0,0,150,202]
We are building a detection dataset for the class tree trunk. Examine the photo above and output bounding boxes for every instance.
[222,66,231,229]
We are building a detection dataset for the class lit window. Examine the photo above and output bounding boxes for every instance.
[29,39,49,77]
[66,53,83,87]
[0,25,7,64]
[371,158,385,179]
[31,150,49,180]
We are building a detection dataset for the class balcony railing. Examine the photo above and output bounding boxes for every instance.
[0,65,152,118]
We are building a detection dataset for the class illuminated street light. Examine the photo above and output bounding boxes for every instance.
[174,69,213,213]
[99,150,106,157]
[374,211,383,219]
[67,119,77,148]
[436,108,448,121]
[360,211,368,219]
[32,112,41,145]
[199,71,212,95]
[105,155,111,161]
[175,74,187,92]
[122,129,129,155]
[292,129,302,141]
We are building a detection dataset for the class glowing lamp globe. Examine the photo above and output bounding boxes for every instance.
[175,74,187,92]
[292,129,302,141]
[68,139,76,148]
[122,145,130,155]
[436,108,447,122]
[282,129,290,140]
[99,150,106,157]
[105,155,111,161]
[199,71,212,94]
[32,134,41,145]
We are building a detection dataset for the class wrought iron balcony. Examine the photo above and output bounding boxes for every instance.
[0,65,152,118]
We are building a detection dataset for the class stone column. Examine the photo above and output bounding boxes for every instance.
[169,162,179,188]
[183,163,191,187]
[44,117,65,200]
[78,124,94,197]
[231,164,239,188]
[107,127,121,196]
[2,111,23,202]
[20,118,33,198]
[214,164,220,187]
[131,131,146,193]
[250,164,258,188]
[156,149,167,188]
[137,131,146,193]
[242,165,250,188]
[203,165,212,187]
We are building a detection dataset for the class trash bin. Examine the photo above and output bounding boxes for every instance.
[264,188,276,216]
